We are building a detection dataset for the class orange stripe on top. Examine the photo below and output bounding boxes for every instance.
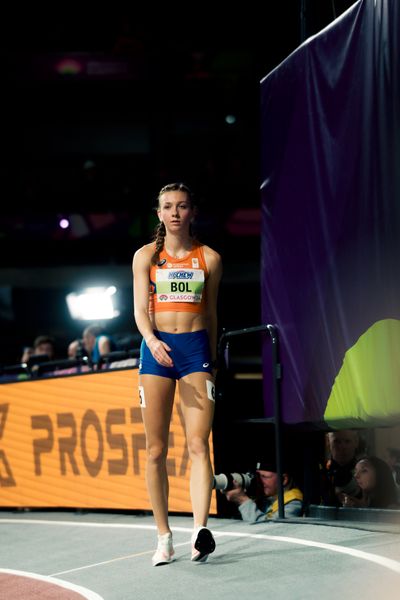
[149,244,208,314]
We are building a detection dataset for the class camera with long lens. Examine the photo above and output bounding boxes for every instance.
[213,472,255,493]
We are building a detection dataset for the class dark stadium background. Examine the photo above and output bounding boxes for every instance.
[0,2,356,366]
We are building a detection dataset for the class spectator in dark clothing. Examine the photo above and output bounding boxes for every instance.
[21,335,56,363]
[320,429,364,506]
[385,447,400,502]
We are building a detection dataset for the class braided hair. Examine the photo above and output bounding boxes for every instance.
[150,182,195,265]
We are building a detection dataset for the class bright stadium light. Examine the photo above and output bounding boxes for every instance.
[66,286,120,320]
[59,217,70,229]
[225,114,237,125]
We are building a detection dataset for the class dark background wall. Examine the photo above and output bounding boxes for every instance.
[0,2,357,366]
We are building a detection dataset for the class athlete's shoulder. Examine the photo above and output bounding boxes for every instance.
[133,242,154,259]
[201,244,222,264]
[132,242,155,270]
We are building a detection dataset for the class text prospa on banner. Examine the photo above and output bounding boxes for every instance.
[0,368,217,513]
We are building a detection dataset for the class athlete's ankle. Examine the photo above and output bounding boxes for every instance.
[158,529,172,536]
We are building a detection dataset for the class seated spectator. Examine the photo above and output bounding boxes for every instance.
[340,456,399,509]
[82,324,116,367]
[20,346,34,364]
[320,429,364,507]
[223,458,303,523]
[67,339,85,360]
[21,335,56,364]
[385,447,400,502]
[33,335,56,359]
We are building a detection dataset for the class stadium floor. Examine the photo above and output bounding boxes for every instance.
[0,510,399,599]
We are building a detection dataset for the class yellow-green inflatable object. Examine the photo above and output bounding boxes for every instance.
[324,319,400,428]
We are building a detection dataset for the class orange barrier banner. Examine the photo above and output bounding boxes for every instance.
[0,369,217,514]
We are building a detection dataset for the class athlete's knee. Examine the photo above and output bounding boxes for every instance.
[187,435,209,459]
[146,443,168,465]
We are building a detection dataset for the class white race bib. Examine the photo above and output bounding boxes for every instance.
[155,268,205,303]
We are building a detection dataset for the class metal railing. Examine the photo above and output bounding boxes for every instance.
[217,324,285,518]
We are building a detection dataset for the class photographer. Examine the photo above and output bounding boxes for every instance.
[221,459,303,523]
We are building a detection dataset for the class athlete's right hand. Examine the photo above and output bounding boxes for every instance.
[146,337,174,367]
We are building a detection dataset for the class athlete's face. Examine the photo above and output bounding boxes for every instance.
[158,191,193,232]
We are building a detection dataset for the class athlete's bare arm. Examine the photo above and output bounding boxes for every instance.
[132,245,173,367]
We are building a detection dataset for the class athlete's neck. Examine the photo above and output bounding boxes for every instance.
[164,234,193,259]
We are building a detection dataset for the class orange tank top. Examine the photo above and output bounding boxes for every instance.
[149,244,208,314]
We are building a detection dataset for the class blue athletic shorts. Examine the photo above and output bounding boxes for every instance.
[139,330,213,380]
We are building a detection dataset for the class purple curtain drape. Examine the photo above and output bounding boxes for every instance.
[261,0,400,427]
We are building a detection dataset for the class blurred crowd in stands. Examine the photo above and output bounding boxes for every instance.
[0,324,141,382]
